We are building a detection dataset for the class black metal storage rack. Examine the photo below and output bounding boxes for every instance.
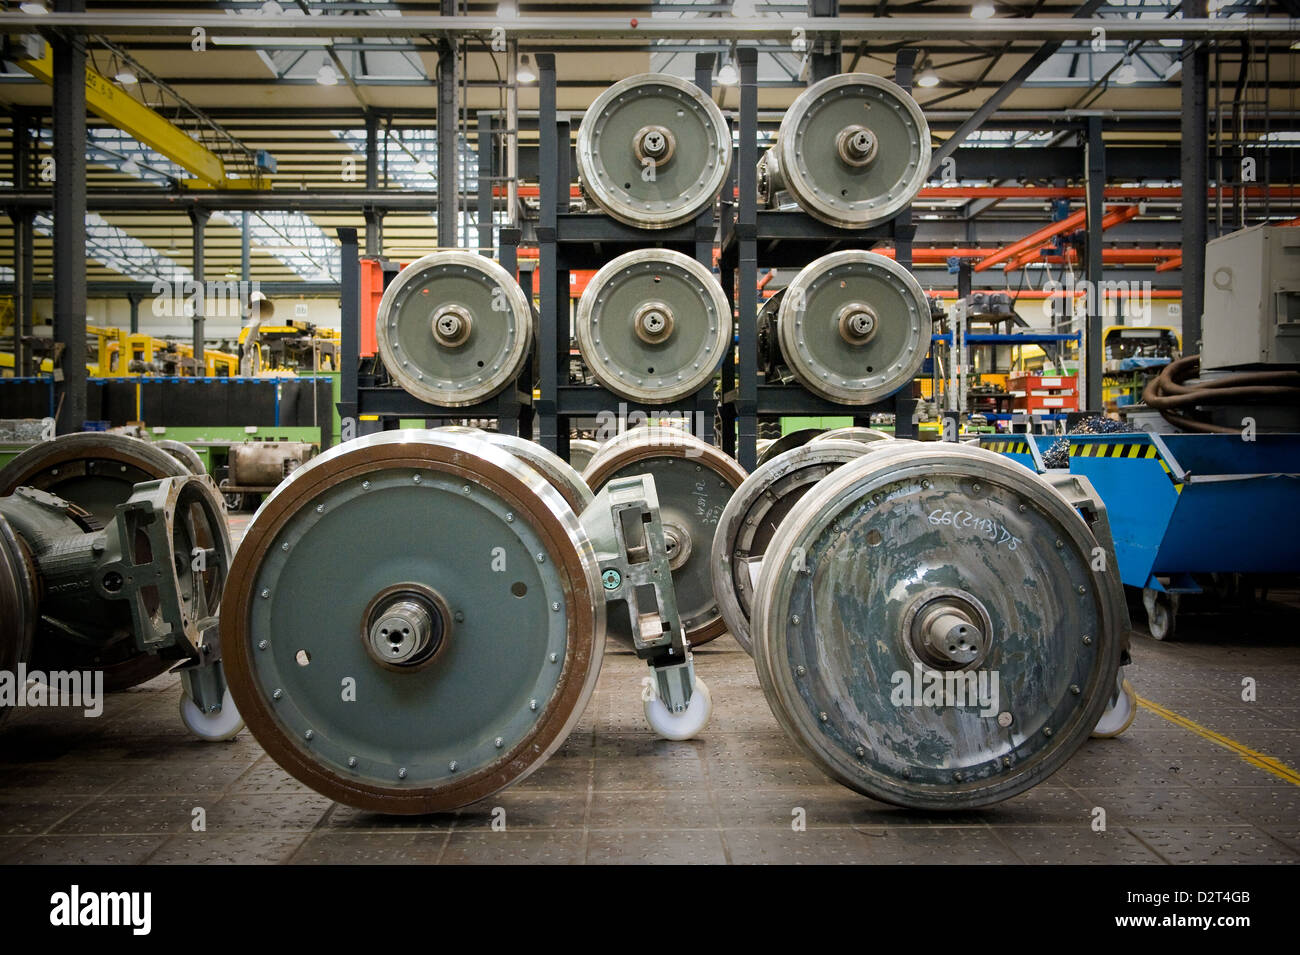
[718,48,922,472]
[336,227,535,437]
[534,53,722,462]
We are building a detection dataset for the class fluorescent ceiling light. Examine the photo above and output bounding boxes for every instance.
[916,68,940,88]
[114,70,138,85]
[212,36,333,47]
[19,1,49,14]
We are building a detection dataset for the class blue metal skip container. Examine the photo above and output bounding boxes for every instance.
[982,433,1300,591]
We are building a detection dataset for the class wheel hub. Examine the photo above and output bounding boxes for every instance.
[633,302,675,344]
[634,125,676,168]
[362,584,450,669]
[837,303,878,345]
[836,125,878,167]
[431,305,473,348]
[661,521,692,571]
[904,589,993,670]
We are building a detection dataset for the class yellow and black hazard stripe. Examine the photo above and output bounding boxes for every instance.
[1068,441,1184,494]
[980,440,1032,454]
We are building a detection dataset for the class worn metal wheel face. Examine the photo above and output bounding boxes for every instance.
[752,442,1126,809]
[477,432,593,514]
[154,439,207,477]
[777,73,930,229]
[220,431,604,814]
[755,429,823,468]
[583,428,746,645]
[712,440,874,656]
[576,250,730,404]
[0,433,188,524]
[577,73,731,229]
[778,251,931,405]
[567,439,601,474]
[376,252,533,408]
[756,146,783,207]
[0,515,37,725]
[813,427,894,445]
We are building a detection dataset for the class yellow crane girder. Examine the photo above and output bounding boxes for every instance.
[17,43,252,190]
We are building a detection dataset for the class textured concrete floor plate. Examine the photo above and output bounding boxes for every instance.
[0,513,1296,865]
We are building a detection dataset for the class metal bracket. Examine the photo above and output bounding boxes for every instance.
[578,473,696,711]
[174,616,231,715]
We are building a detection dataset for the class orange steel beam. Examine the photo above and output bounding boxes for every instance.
[976,204,1140,273]
[1155,254,1182,272]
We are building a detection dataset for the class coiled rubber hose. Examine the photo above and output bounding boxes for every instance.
[1142,354,1300,433]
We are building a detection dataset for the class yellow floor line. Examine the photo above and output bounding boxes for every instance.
[1136,696,1300,787]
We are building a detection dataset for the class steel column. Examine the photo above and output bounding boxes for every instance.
[190,207,209,366]
[1181,0,1209,357]
[737,47,759,471]
[808,0,841,83]
[337,227,360,433]
[537,52,559,453]
[436,0,458,247]
[1084,116,1104,411]
[476,110,494,256]
[52,2,87,432]
[127,293,141,335]
[364,109,383,255]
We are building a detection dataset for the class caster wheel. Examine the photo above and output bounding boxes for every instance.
[1142,588,1176,641]
[1091,678,1137,739]
[644,677,712,741]
[179,686,244,741]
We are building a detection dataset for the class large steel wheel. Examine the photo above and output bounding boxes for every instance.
[776,73,931,229]
[777,250,931,406]
[576,249,730,404]
[751,442,1127,809]
[576,73,730,229]
[220,432,604,814]
[376,252,533,408]
[583,427,746,646]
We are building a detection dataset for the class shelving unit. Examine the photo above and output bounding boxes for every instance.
[717,48,922,472]
[534,52,721,462]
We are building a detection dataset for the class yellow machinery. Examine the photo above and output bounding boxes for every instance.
[237,320,339,373]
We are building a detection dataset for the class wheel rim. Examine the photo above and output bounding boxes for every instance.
[220,431,604,813]
[0,432,187,524]
[584,428,746,646]
[576,249,730,404]
[752,443,1126,808]
[154,439,207,477]
[376,252,533,408]
[577,73,731,229]
[777,73,930,229]
[777,250,931,406]
[478,432,594,514]
[711,440,875,655]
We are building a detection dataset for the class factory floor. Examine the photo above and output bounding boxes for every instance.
[0,514,1297,865]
